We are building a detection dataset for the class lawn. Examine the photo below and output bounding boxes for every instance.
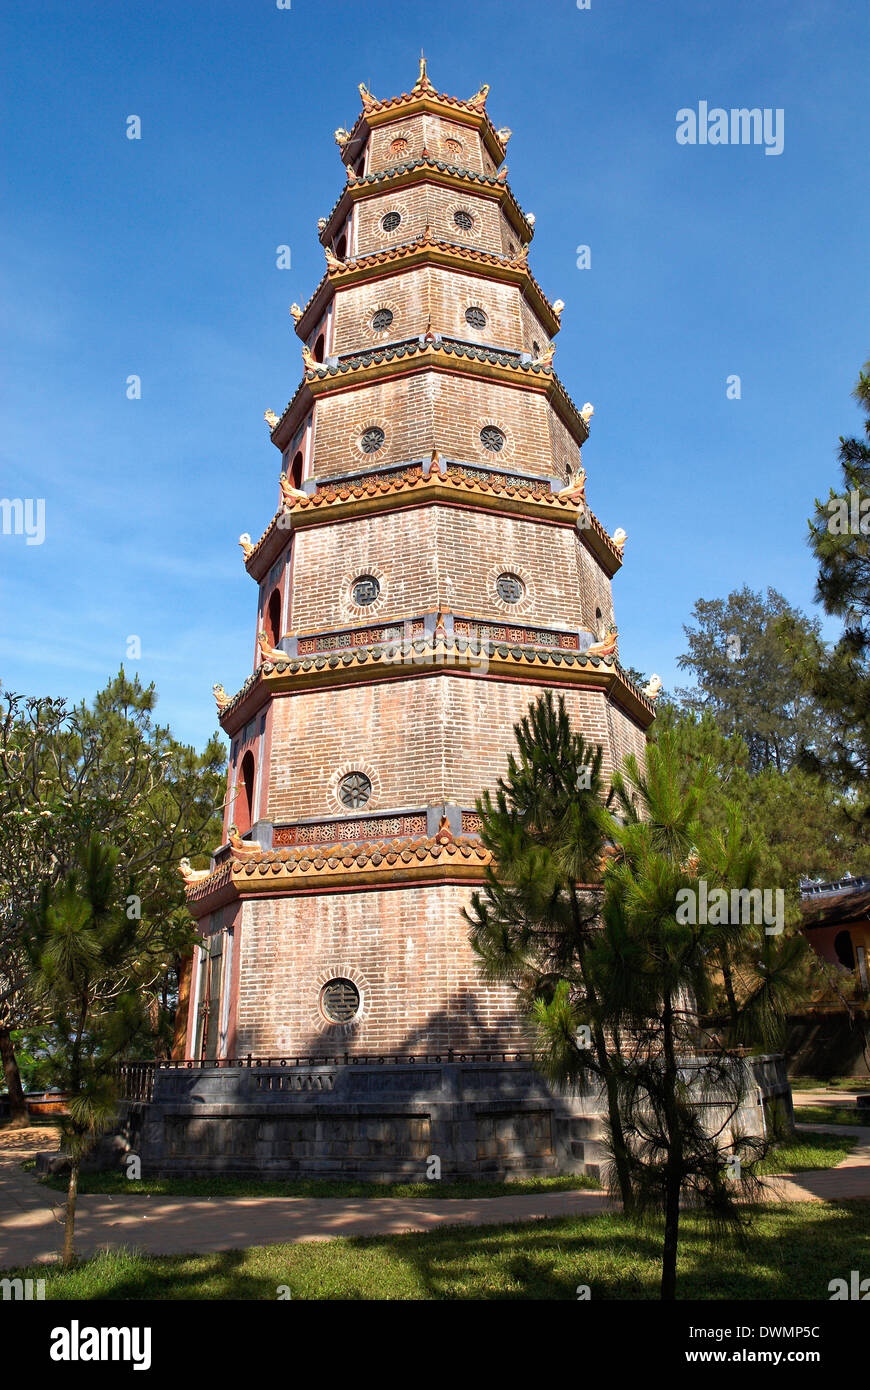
[754,1130,857,1173]
[36,1170,600,1199]
[5,1202,868,1300]
[789,1078,869,1092]
[794,1105,868,1127]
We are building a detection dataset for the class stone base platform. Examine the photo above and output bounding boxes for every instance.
[119,1053,786,1183]
[122,1058,605,1182]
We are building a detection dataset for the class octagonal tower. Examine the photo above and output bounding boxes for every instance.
[182,63,655,1064]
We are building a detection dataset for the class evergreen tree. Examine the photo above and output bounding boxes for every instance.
[780,362,870,833]
[24,837,153,1266]
[597,737,774,1299]
[0,671,225,1116]
[463,693,635,1209]
[677,587,831,772]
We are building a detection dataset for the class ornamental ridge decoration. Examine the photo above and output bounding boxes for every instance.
[274,813,428,847]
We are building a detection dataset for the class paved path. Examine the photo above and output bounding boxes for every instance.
[1,1109,868,1269]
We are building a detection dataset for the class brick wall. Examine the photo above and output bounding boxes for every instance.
[266,675,642,821]
[331,264,549,357]
[235,882,528,1055]
[308,370,572,483]
[366,112,495,177]
[288,505,604,634]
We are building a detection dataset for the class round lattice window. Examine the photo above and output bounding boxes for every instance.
[338,771,372,809]
[371,308,394,331]
[360,426,385,454]
[320,978,361,1024]
[381,210,402,232]
[454,209,474,231]
[351,574,380,607]
[444,138,463,158]
[480,425,506,453]
[496,572,525,604]
[389,137,409,158]
[465,306,487,330]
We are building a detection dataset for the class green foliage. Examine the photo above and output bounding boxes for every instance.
[676,587,832,773]
[24,837,153,1151]
[779,362,870,834]
[0,670,226,1066]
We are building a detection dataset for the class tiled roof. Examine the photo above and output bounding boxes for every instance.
[214,632,656,733]
[241,462,622,578]
[289,233,558,348]
[320,158,533,242]
[185,824,492,909]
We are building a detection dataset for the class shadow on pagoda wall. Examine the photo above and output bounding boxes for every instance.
[293,986,531,1062]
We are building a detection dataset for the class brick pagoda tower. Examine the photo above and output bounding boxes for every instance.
[181,61,656,1070]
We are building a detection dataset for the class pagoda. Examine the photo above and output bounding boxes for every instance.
[180,61,657,1070]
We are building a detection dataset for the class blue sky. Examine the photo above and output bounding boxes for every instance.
[1,0,867,751]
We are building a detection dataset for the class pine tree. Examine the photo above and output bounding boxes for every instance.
[600,736,770,1299]
[464,692,634,1209]
[781,362,870,833]
[24,837,152,1266]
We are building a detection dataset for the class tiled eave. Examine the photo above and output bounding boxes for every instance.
[272,335,588,453]
[292,236,559,344]
[801,887,870,928]
[215,639,656,738]
[243,466,621,583]
[320,160,533,247]
[339,89,508,169]
[185,831,493,916]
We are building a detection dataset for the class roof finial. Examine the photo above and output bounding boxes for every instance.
[414,51,430,91]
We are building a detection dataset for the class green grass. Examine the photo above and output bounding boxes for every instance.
[5,1202,868,1300]
[794,1105,869,1127]
[789,1078,870,1092]
[754,1130,856,1174]
[38,1171,600,1200]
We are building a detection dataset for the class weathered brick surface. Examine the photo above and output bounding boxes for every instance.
[331,265,548,358]
[288,506,604,634]
[190,85,649,1065]
[235,883,528,1055]
[366,112,498,178]
[353,180,517,261]
[266,677,644,821]
[308,371,574,484]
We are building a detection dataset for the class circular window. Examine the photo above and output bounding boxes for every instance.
[381,210,402,232]
[465,306,487,330]
[454,209,474,231]
[351,574,380,607]
[389,137,409,158]
[321,978,361,1024]
[445,138,463,158]
[497,573,525,604]
[338,771,372,809]
[371,308,393,331]
[360,426,385,454]
[480,425,506,453]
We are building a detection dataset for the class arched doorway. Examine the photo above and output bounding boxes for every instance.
[834,930,855,969]
[265,588,281,648]
[237,750,256,835]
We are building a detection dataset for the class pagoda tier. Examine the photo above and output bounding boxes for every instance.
[183,66,653,1064]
